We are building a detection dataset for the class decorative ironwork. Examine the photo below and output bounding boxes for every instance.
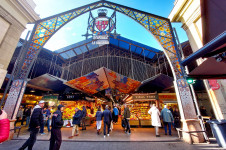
[17,0,184,81]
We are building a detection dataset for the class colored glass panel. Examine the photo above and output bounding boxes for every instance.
[33,24,52,40]
[40,18,57,33]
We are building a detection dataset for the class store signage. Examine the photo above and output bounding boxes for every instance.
[92,35,109,45]
[208,79,220,90]
[132,94,156,100]
[158,94,177,100]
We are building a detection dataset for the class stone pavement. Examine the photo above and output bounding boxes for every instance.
[2,122,224,150]
[0,139,225,150]
[14,122,180,141]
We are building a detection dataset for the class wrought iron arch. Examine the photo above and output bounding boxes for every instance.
[3,1,206,142]
[17,0,183,81]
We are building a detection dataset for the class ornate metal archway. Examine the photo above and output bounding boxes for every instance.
[4,0,204,143]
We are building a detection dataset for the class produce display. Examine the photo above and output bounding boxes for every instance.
[60,101,101,120]
[129,103,151,120]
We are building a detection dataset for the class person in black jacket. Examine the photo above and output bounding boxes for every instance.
[81,106,87,130]
[68,108,82,139]
[19,100,44,150]
[25,107,32,126]
[49,105,64,150]
[102,105,112,138]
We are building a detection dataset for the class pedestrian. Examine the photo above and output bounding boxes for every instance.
[102,105,112,138]
[95,106,103,135]
[0,109,9,143]
[19,100,44,150]
[113,105,119,123]
[109,106,113,131]
[45,106,51,132]
[25,106,32,126]
[169,106,174,128]
[15,106,23,126]
[21,106,27,125]
[123,104,131,134]
[148,104,161,137]
[200,106,208,116]
[173,108,181,129]
[49,105,64,150]
[160,105,174,136]
[68,108,82,139]
[81,106,87,130]
[40,107,47,135]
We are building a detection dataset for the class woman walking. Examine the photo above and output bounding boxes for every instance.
[95,107,103,135]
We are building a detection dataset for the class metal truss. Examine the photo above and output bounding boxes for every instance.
[16,0,184,80]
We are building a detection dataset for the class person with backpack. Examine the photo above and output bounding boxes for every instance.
[49,105,64,150]
[19,100,44,150]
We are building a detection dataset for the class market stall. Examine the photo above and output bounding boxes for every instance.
[125,93,158,127]
[59,99,103,127]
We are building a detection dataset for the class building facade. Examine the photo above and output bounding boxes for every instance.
[169,0,226,119]
[0,0,40,88]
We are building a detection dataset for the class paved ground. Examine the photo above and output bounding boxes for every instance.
[2,121,224,150]
[0,139,225,150]
[14,121,181,141]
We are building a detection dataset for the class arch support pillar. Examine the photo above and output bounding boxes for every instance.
[174,79,205,143]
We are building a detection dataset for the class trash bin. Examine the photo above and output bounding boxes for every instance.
[207,120,226,148]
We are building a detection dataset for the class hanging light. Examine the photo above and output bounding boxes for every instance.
[30,89,35,93]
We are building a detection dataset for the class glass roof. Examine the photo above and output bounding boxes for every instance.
[55,34,162,60]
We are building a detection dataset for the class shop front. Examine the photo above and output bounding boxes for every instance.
[58,94,105,127]
[125,93,158,127]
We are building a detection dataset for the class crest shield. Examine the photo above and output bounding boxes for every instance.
[95,17,109,32]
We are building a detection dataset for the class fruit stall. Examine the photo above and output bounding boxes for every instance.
[60,100,102,127]
[125,93,158,127]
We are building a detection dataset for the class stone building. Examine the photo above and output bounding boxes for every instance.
[169,0,226,119]
[0,0,40,88]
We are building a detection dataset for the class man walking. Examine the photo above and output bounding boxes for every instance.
[81,106,87,130]
[69,108,82,138]
[19,100,44,150]
[148,104,161,137]
[45,106,51,132]
[15,106,23,126]
[25,107,32,126]
[161,105,174,136]
[49,105,64,150]
[113,105,119,123]
[102,105,112,138]
[123,104,131,134]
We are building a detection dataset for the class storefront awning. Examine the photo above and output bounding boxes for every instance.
[188,57,226,79]
[181,31,226,79]
[27,73,68,91]
[64,67,141,95]
[138,74,174,92]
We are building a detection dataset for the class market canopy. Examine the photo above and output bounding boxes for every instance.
[27,73,67,91]
[138,73,174,92]
[64,67,141,94]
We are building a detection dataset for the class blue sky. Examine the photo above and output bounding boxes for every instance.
[21,0,188,51]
